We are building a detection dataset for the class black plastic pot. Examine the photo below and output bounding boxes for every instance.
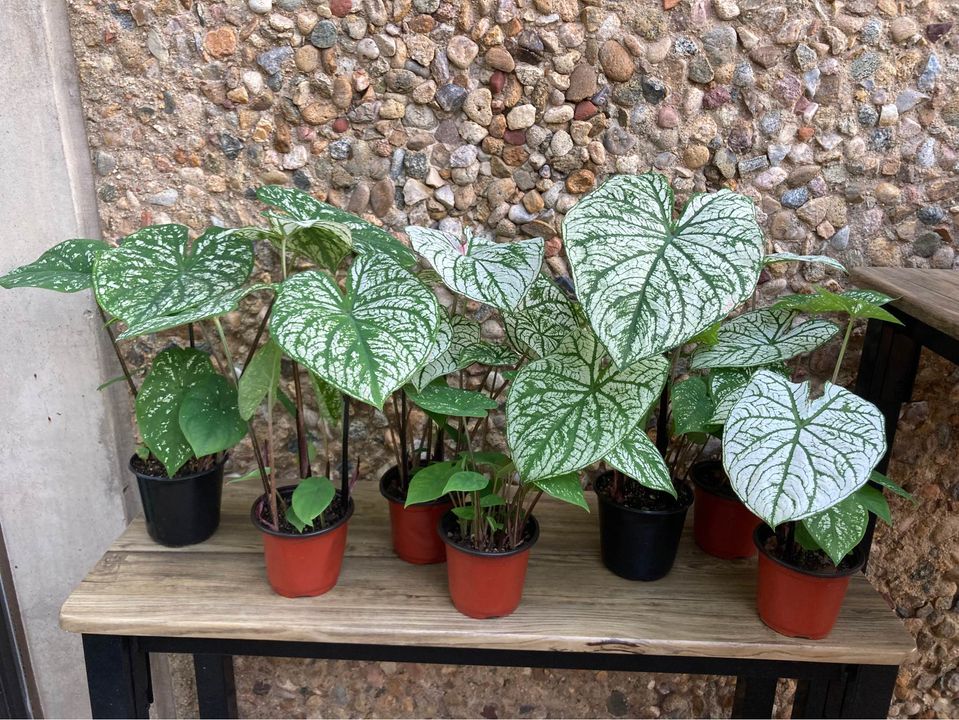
[595,472,693,581]
[130,455,225,547]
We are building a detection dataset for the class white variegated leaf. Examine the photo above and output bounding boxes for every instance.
[409,313,479,391]
[506,328,668,482]
[799,496,868,565]
[264,211,352,271]
[563,173,764,367]
[269,256,439,409]
[0,239,109,292]
[503,273,576,359]
[458,340,519,368]
[407,226,544,311]
[763,253,847,273]
[708,367,753,424]
[605,429,674,496]
[690,308,838,370]
[530,473,589,511]
[723,370,886,527]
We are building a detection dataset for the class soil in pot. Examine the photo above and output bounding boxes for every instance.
[380,464,452,565]
[439,511,539,619]
[595,472,692,581]
[690,460,761,560]
[754,524,864,639]
[252,486,354,598]
[130,454,225,547]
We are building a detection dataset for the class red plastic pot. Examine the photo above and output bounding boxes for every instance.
[251,486,354,598]
[380,466,451,564]
[690,461,760,559]
[754,525,865,639]
[439,511,539,619]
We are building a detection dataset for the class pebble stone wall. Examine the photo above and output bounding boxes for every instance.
[65,0,958,715]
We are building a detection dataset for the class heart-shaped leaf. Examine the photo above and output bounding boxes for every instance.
[708,364,790,424]
[264,212,353,272]
[405,461,457,506]
[563,173,764,367]
[269,256,439,409]
[604,430,674,496]
[291,476,336,528]
[135,347,218,476]
[238,339,282,420]
[407,226,544,311]
[93,225,259,338]
[530,473,588,511]
[507,328,668,482]
[723,370,886,527]
[690,308,838,370]
[503,273,576,359]
[407,383,498,418]
[798,496,868,566]
[178,374,247,459]
[445,470,489,493]
[409,313,479,391]
[763,253,847,273]
[0,239,109,292]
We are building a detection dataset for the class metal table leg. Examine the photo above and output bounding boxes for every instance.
[194,653,238,719]
[732,676,778,718]
[82,634,151,719]
[838,664,899,718]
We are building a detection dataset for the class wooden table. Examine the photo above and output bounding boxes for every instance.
[61,481,913,719]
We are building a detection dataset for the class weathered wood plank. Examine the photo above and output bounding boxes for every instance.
[850,268,959,339]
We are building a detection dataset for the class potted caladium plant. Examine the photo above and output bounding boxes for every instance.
[1,226,263,546]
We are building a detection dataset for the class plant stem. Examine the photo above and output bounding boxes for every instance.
[241,297,276,377]
[656,385,670,458]
[212,318,238,382]
[341,395,350,504]
[399,390,410,484]
[831,319,854,385]
[97,307,138,398]
[188,324,196,349]
[291,362,311,480]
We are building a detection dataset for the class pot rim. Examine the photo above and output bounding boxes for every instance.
[438,510,540,558]
[129,453,227,482]
[251,484,354,539]
[378,465,451,507]
[753,524,865,579]
[596,471,693,516]
[688,460,740,501]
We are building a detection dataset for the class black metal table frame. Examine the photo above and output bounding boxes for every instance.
[82,633,899,719]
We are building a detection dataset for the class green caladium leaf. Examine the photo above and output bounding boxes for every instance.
[291,476,336,528]
[238,339,282,420]
[690,321,722,347]
[178,374,247,459]
[763,253,847,273]
[407,226,544,311]
[409,313,479,391]
[503,273,576,359]
[269,256,440,409]
[264,211,353,272]
[671,376,714,436]
[257,186,416,268]
[445,470,490,493]
[93,225,260,338]
[563,173,764,368]
[855,483,891,525]
[405,461,458,506]
[0,239,109,292]
[310,371,342,424]
[723,370,886,527]
[531,473,588,511]
[774,287,902,324]
[799,496,868,566]
[506,327,668,482]
[604,430,674,496]
[135,347,218,476]
[407,383,498,418]
[690,308,838,370]
[459,341,520,368]
[870,470,916,503]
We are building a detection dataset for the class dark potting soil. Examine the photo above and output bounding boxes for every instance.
[445,520,535,554]
[131,454,216,478]
[595,473,690,511]
[258,493,349,535]
[763,535,859,575]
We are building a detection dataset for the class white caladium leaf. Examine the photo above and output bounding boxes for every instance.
[723,370,886,527]
[605,430,674,497]
[506,328,668,482]
[0,239,109,292]
[563,173,764,367]
[708,367,754,424]
[93,225,258,338]
[269,255,440,409]
[503,273,576,359]
[530,473,589,511]
[763,253,847,273]
[409,313,479,391]
[407,226,544,311]
[799,496,868,566]
[264,211,353,272]
[459,340,519,368]
[690,308,838,370]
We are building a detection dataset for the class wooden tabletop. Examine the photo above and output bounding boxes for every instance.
[850,267,959,339]
[60,481,914,666]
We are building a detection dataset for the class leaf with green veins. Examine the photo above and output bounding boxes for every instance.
[690,308,838,370]
[799,496,868,565]
[310,371,342,425]
[503,273,576,359]
[708,367,754,424]
[604,430,675,497]
[136,347,218,476]
[238,339,282,420]
[774,287,902,324]
[855,483,891,525]
[269,256,440,409]
[262,211,352,271]
[405,461,458,506]
[723,370,886,526]
[407,226,544,311]
[178,374,247,459]
[506,327,668,482]
[531,473,589,511]
[763,253,847,273]
[291,476,336,528]
[0,239,109,292]
[458,341,520,368]
[408,383,498,418]
[563,172,765,368]
[257,185,416,268]
[409,313,479,391]
[869,471,916,503]
[444,470,489,493]
[671,376,714,436]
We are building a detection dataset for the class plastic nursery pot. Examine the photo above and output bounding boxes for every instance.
[754,524,865,639]
[130,455,225,547]
[595,472,693,581]
[251,486,354,598]
[690,461,761,560]
[439,511,540,619]
[379,465,452,565]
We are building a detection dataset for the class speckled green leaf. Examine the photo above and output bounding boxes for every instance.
[503,273,576,359]
[0,239,109,292]
[458,341,519,368]
[530,473,588,511]
[799,496,868,566]
[605,430,674,496]
[671,376,714,436]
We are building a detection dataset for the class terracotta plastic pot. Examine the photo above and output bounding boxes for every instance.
[439,511,539,619]
[131,455,225,547]
[380,466,451,564]
[251,486,354,598]
[754,525,865,639]
[690,461,761,560]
